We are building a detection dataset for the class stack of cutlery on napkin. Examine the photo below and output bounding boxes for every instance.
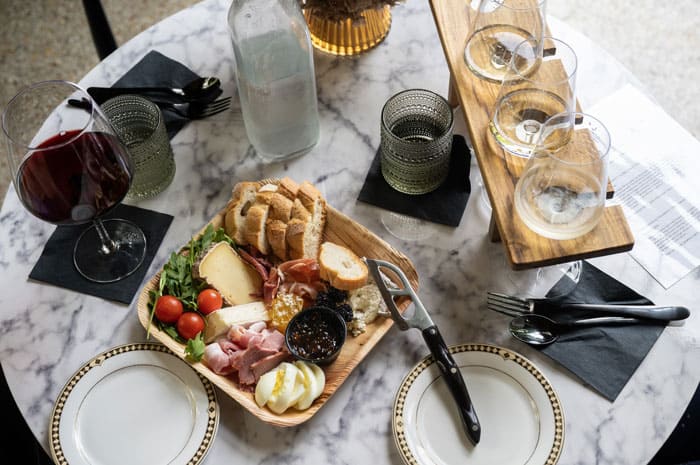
[487,261,690,401]
[88,51,228,137]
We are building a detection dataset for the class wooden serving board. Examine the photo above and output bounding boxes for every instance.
[429,0,634,269]
[136,200,418,427]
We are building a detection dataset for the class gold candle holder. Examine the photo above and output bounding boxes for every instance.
[303,5,392,56]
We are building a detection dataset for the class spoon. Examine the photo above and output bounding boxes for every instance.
[509,314,642,346]
[87,76,221,103]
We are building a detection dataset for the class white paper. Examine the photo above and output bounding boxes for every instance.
[590,85,700,289]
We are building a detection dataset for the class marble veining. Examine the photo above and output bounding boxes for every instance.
[0,1,698,464]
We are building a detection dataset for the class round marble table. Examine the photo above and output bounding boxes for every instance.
[1,1,698,464]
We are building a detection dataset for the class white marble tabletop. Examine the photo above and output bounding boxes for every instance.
[1,1,698,464]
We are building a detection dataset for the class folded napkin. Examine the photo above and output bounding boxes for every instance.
[536,260,664,401]
[357,135,472,227]
[91,50,222,139]
[29,204,173,304]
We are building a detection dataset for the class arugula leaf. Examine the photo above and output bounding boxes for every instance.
[147,226,234,348]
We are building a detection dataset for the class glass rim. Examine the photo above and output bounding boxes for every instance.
[1,80,95,152]
[101,94,165,143]
[538,111,611,166]
[508,37,579,87]
[380,88,454,142]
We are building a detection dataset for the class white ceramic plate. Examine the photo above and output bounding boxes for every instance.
[50,343,219,465]
[393,343,564,465]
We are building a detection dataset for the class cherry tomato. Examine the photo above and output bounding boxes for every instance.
[197,288,223,315]
[154,295,183,324]
[177,312,205,340]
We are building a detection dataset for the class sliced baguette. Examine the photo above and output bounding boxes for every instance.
[224,182,258,245]
[277,176,300,200]
[268,192,293,222]
[290,198,311,222]
[266,219,288,261]
[286,199,326,260]
[244,203,271,255]
[318,242,368,290]
[255,183,279,205]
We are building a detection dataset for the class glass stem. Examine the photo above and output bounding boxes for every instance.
[93,218,118,255]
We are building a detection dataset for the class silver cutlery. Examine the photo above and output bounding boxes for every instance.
[487,291,690,322]
[365,258,481,446]
[509,313,643,346]
[87,76,221,103]
[159,97,232,120]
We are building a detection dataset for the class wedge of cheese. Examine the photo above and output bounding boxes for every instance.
[203,301,270,343]
[195,241,262,306]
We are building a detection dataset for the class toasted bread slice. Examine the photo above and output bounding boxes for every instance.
[318,242,368,290]
[224,182,258,245]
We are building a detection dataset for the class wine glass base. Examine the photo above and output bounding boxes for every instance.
[380,212,435,242]
[73,219,147,283]
[502,260,581,299]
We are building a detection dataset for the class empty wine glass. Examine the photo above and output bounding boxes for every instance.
[514,111,610,240]
[2,80,147,283]
[464,0,546,83]
[489,37,578,158]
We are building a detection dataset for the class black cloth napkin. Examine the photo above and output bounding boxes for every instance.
[536,260,664,401]
[357,134,471,227]
[90,50,222,139]
[29,204,173,305]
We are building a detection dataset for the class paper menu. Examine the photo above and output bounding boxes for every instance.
[590,84,700,289]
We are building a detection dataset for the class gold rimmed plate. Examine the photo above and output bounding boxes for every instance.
[49,343,219,465]
[393,343,564,465]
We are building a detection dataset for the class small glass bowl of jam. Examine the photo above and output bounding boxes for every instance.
[285,306,347,365]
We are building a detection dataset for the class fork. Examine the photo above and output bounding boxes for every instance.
[486,291,690,321]
[159,96,232,119]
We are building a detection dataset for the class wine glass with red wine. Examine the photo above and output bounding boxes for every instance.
[2,80,147,283]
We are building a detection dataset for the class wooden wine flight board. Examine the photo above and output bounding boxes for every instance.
[429,0,634,270]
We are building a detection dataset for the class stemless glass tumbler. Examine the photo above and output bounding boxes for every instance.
[464,0,546,83]
[2,80,146,283]
[101,95,175,200]
[380,89,454,195]
[514,112,611,240]
[490,37,578,158]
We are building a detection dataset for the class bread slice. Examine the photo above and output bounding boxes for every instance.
[277,177,300,200]
[318,242,368,290]
[255,183,278,205]
[286,193,326,260]
[266,219,288,261]
[268,193,293,222]
[290,198,311,222]
[243,203,271,255]
[296,181,323,211]
[224,182,258,245]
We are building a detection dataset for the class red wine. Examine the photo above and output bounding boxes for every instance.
[16,130,132,224]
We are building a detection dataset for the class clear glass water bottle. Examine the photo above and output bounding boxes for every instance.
[228,0,320,162]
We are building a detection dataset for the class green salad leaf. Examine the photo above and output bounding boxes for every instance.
[146,224,234,361]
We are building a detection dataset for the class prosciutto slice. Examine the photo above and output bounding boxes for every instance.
[202,320,289,385]
[203,343,236,375]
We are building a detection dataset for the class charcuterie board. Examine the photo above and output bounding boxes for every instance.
[136,180,418,426]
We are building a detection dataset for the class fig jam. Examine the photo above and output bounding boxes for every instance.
[287,307,345,362]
